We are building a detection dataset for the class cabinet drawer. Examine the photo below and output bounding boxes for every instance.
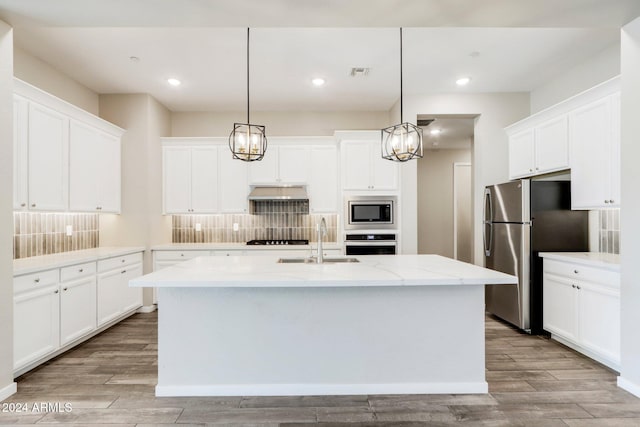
[544,259,619,288]
[14,269,59,294]
[154,250,210,261]
[98,252,143,272]
[60,261,96,282]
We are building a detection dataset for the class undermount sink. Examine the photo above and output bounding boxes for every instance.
[277,257,359,264]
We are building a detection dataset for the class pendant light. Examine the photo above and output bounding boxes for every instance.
[381,28,423,162]
[229,28,267,161]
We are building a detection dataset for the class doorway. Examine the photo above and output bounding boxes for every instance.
[417,116,474,259]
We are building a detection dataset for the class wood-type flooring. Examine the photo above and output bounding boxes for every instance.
[2,311,639,426]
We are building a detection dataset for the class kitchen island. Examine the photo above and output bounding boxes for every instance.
[130,254,516,397]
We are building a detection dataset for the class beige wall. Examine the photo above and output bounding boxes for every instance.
[417,149,471,257]
[171,110,391,136]
[620,17,640,397]
[13,46,99,115]
[0,19,16,398]
[530,43,620,113]
[400,93,530,262]
[98,94,171,307]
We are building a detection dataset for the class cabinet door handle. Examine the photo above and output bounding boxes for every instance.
[20,203,26,207]
[79,268,84,273]
[54,289,59,294]
[576,285,581,290]
[34,278,40,283]
[121,270,127,274]
[31,203,36,208]
[604,200,609,204]
[121,259,126,263]
[574,270,578,274]
[572,284,576,288]
[610,199,615,203]
[535,167,539,171]
[63,287,68,291]
[180,253,185,257]
[529,169,533,172]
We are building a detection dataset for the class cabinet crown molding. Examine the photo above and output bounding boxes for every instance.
[505,76,620,135]
[14,78,125,137]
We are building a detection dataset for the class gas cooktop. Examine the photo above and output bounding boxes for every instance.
[246,239,309,246]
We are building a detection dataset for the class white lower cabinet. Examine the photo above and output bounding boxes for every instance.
[13,251,144,375]
[542,257,620,369]
[60,275,97,346]
[14,283,60,371]
[97,253,143,327]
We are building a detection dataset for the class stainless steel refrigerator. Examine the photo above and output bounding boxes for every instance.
[484,179,588,333]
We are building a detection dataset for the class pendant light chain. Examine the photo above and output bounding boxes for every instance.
[399,27,403,124]
[246,27,250,125]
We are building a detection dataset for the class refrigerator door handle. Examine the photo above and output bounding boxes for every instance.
[484,187,493,224]
[484,222,493,257]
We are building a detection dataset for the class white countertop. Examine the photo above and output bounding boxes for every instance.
[539,252,620,271]
[14,246,146,276]
[151,242,343,251]
[130,254,517,288]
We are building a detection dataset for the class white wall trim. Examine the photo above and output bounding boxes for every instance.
[0,382,17,401]
[156,381,488,397]
[617,376,640,398]
[453,162,472,260]
[136,304,157,313]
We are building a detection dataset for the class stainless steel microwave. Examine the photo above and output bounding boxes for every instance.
[345,196,396,230]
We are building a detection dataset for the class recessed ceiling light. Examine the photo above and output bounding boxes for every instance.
[167,78,181,87]
[312,78,326,87]
[456,77,471,86]
[430,129,442,136]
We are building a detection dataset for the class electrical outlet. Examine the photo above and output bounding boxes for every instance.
[233,223,239,232]
[195,223,202,232]
[65,225,73,236]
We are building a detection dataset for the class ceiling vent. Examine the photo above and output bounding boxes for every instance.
[417,118,436,127]
[350,67,370,77]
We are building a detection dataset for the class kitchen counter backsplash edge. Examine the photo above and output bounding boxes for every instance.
[13,246,146,276]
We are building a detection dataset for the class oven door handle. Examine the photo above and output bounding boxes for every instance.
[345,241,397,246]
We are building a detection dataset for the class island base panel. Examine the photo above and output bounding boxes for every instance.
[156,285,487,396]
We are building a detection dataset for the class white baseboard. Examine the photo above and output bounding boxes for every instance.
[618,376,640,398]
[0,382,17,401]
[156,381,488,397]
[136,304,157,313]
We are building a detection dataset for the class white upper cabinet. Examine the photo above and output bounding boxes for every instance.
[190,146,219,213]
[309,145,338,213]
[571,92,620,209]
[69,121,121,213]
[218,146,248,213]
[13,95,29,210]
[505,76,620,210]
[508,129,535,178]
[163,145,219,214]
[339,134,399,192]
[507,115,569,179]
[248,145,311,184]
[14,79,125,213]
[162,137,341,214]
[28,102,69,211]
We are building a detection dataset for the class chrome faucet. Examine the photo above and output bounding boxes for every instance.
[316,217,327,263]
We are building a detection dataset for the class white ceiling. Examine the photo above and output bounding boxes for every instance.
[0,0,636,115]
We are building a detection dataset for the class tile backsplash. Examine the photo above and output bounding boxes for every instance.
[599,209,620,254]
[13,212,99,259]
[173,202,338,244]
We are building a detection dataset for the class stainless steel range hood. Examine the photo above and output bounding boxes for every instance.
[248,185,309,201]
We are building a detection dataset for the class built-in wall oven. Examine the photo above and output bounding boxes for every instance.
[344,233,397,255]
[344,196,396,230]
